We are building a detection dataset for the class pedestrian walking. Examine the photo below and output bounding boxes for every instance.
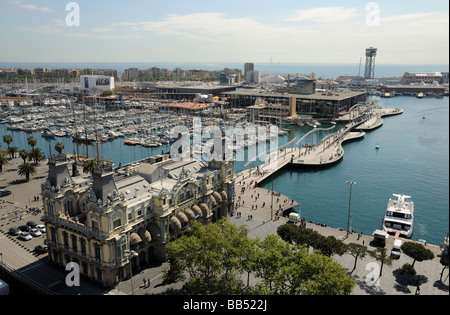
[143,278,147,288]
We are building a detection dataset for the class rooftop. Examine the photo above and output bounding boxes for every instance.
[222,89,366,101]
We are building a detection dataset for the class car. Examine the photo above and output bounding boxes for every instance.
[34,244,48,254]
[18,225,30,232]
[29,228,42,237]
[27,221,38,229]
[19,232,32,241]
[0,189,12,197]
[8,227,21,236]
[36,224,46,233]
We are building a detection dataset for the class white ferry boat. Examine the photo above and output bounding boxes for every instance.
[382,194,414,238]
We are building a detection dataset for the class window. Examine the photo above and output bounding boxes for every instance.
[94,244,101,262]
[92,221,99,233]
[47,201,55,216]
[64,199,73,217]
[71,234,78,252]
[80,239,86,256]
[63,232,69,250]
[113,218,121,229]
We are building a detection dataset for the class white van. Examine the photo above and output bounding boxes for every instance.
[391,239,403,257]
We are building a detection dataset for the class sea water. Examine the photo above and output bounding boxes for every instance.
[1,95,448,244]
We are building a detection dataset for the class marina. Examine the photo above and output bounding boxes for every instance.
[1,95,447,245]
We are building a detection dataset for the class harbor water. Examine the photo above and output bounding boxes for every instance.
[0,96,448,244]
[259,96,449,245]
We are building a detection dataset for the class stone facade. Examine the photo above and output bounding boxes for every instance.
[41,154,234,287]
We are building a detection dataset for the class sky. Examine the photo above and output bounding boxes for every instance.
[0,0,448,65]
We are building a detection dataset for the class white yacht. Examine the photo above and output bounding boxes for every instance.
[382,194,414,238]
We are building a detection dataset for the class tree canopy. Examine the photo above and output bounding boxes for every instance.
[164,218,355,295]
[401,242,435,266]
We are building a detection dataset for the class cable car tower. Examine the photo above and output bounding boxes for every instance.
[364,47,378,79]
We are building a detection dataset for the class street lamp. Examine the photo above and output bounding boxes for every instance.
[346,180,357,238]
[124,250,138,295]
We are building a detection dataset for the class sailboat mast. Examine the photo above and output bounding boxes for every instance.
[83,104,89,158]
[94,99,100,162]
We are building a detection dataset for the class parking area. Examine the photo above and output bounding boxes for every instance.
[0,157,49,258]
[0,209,48,257]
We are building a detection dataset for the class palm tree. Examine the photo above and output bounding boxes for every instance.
[3,134,13,149]
[18,163,37,181]
[29,147,46,165]
[0,154,8,172]
[55,142,65,155]
[27,136,38,148]
[7,146,18,159]
[83,159,99,174]
[18,149,29,164]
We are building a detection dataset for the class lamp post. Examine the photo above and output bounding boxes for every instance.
[346,180,357,238]
[124,250,138,295]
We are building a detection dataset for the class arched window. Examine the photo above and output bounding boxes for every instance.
[64,198,74,217]
[46,200,55,217]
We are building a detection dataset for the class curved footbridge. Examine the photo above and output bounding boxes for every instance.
[233,107,403,219]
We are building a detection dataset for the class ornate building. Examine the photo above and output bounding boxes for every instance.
[41,154,234,287]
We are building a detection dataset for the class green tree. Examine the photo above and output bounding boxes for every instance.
[277,224,300,244]
[368,247,392,277]
[18,149,29,164]
[346,243,368,274]
[253,234,292,292]
[2,134,13,149]
[0,154,8,172]
[55,142,65,155]
[401,242,435,267]
[164,218,248,295]
[29,147,46,165]
[253,237,355,295]
[7,146,18,159]
[83,159,99,174]
[17,162,37,181]
[27,135,37,148]
[313,235,346,257]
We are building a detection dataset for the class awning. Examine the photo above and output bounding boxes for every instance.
[199,203,209,217]
[176,211,189,225]
[220,190,227,201]
[192,205,202,217]
[212,191,222,204]
[169,216,182,232]
[209,194,217,206]
[137,226,151,243]
[129,233,142,246]
[184,208,196,220]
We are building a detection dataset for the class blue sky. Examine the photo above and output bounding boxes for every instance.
[0,0,448,64]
